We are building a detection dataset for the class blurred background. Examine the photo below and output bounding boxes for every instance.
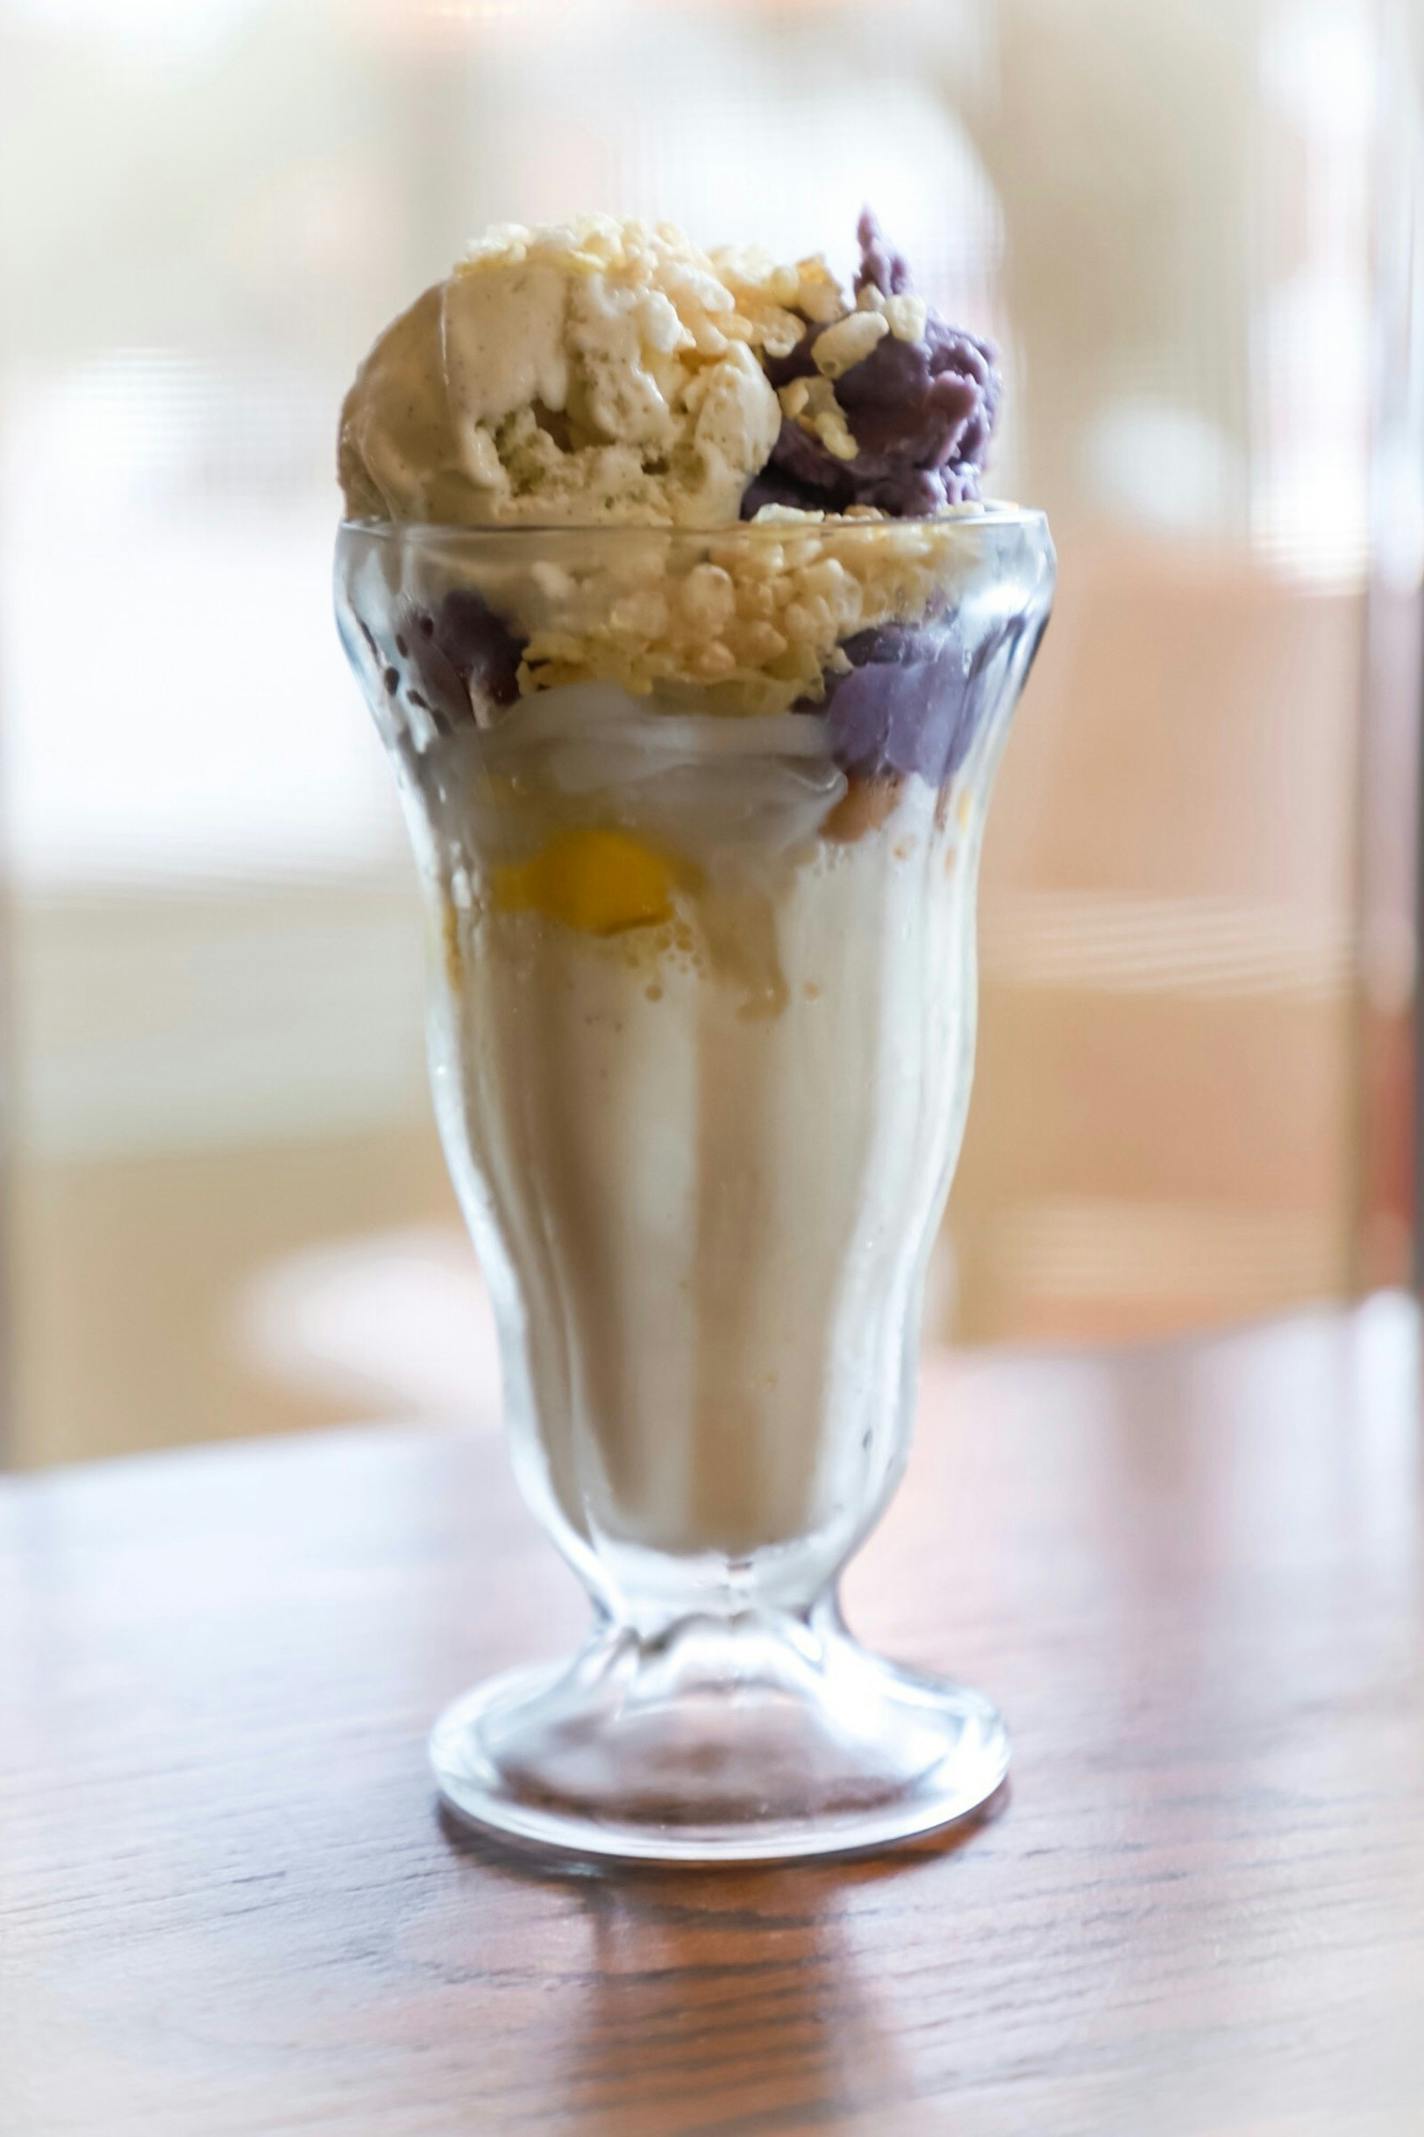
[1,0,1420,1466]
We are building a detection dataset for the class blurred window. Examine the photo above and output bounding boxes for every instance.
[1,0,1418,1462]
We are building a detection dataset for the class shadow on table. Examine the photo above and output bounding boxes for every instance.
[433,1787,1007,2125]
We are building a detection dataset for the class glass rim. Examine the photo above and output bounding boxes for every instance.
[337,501,1049,546]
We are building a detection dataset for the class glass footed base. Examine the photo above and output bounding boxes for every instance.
[431,1610,1009,1865]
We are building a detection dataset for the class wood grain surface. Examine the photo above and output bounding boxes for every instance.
[3,1302,1422,2136]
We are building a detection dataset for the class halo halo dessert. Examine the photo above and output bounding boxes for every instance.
[334,209,1054,1863]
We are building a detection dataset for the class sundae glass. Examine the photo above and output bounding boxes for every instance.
[336,214,1053,1860]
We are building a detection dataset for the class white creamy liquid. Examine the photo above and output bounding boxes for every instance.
[422,690,983,1584]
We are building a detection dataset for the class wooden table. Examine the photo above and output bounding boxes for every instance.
[3,1303,1422,2136]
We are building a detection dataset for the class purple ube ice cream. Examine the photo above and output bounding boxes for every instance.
[769,212,1016,782]
[739,211,1019,786]
[824,590,1049,783]
[742,212,999,520]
